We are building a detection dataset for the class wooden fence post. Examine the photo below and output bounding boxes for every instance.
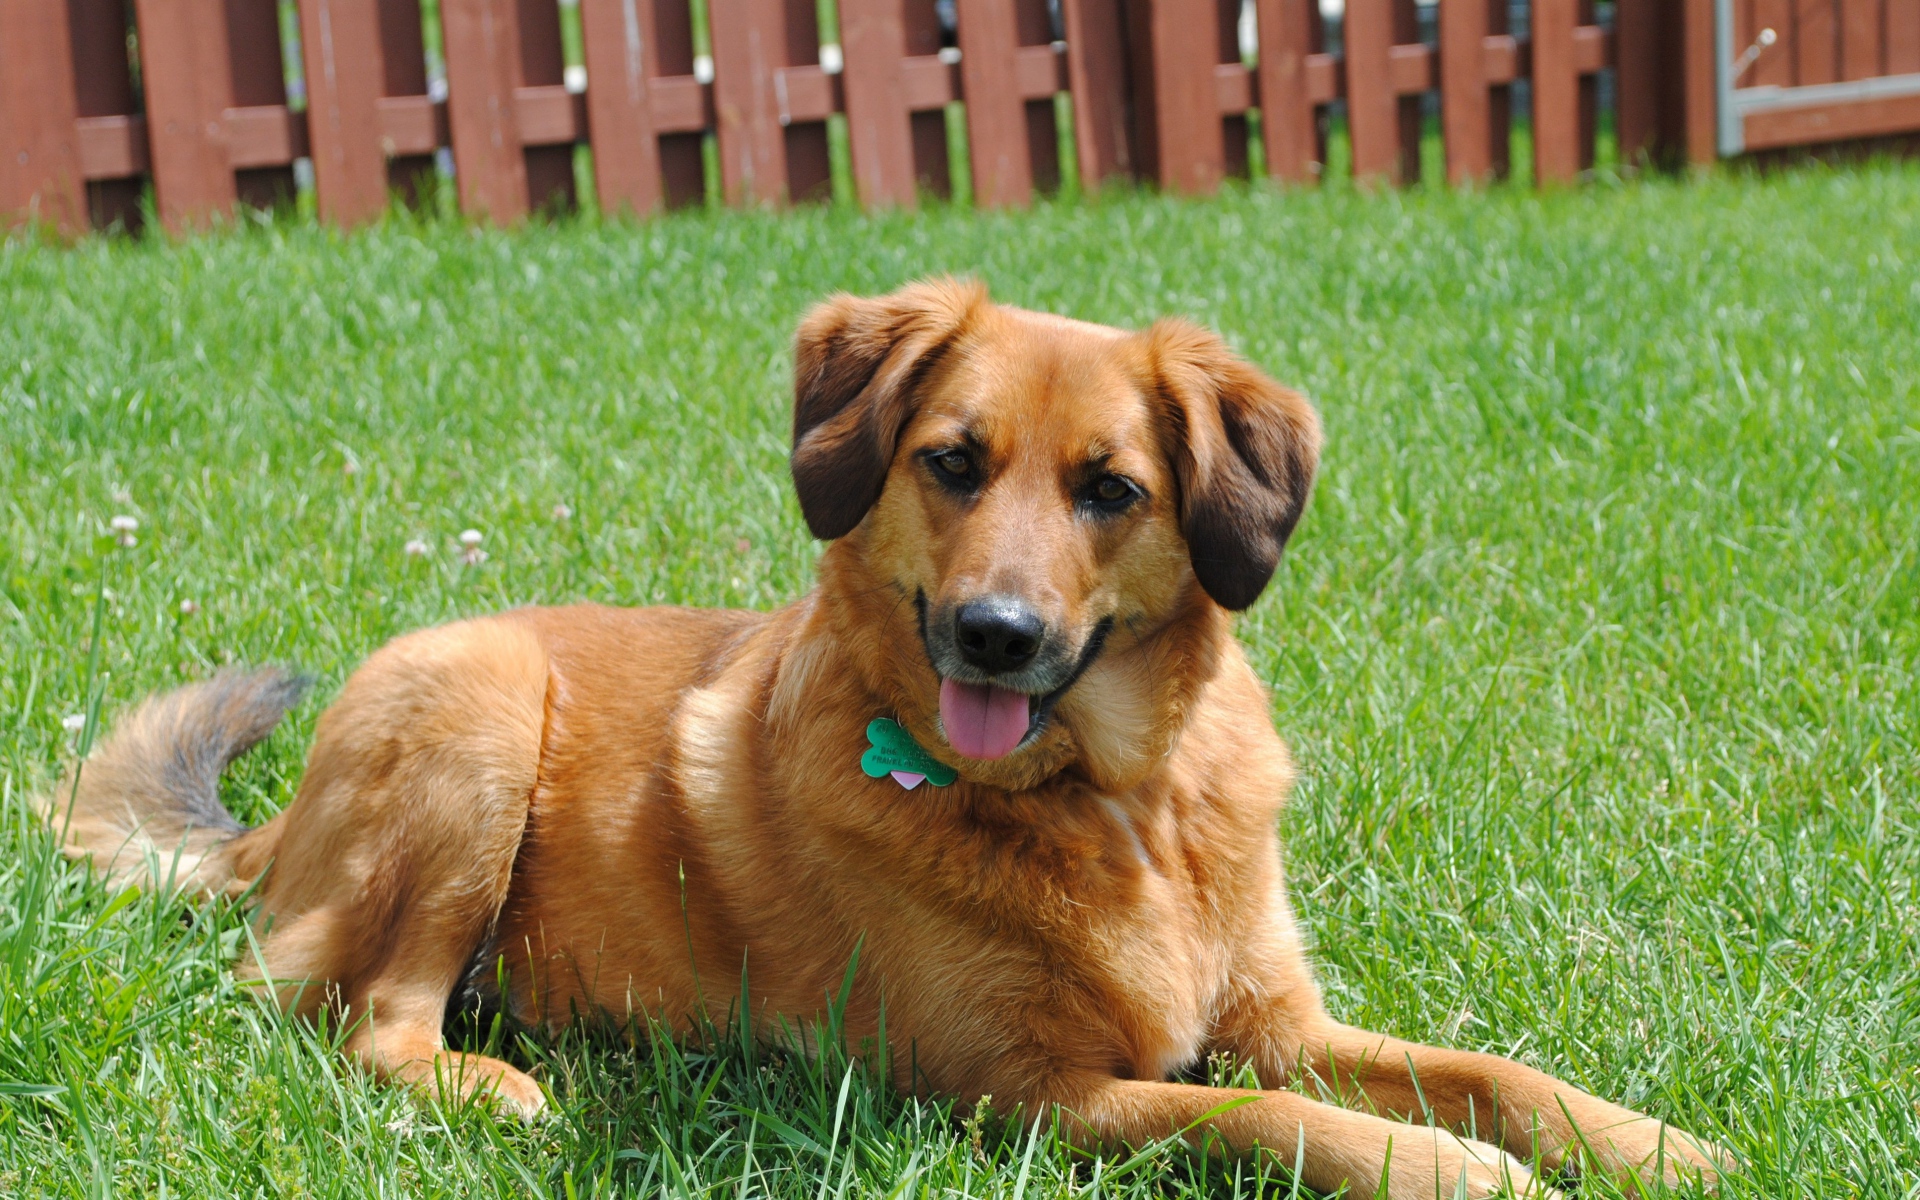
[839,0,921,207]
[1532,0,1578,183]
[132,0,239,229]
[299,0,428,224]
[1126,0,1227,194]
[958,0,1027,206]
[1254,0,1323,185]
[579,0,668,215]
[1681,0,1716,164]
[709,0,833,206]
[1440,0,1504,183]
[439,0,529,222]
[0,0,87,234]
[1343,0,1420,185]
[1061,0,1136,189]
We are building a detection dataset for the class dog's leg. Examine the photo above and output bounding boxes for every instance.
[1290,1021,1725,1191]
[235,617,555,1116]
[1218,990,1724,1191]
[1046,1076,1559,1200]
[342,945,547,1118]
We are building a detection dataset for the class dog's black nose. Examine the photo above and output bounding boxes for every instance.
[954,598,1045,673]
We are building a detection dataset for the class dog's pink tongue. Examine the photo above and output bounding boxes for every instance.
[939,678,1031,760]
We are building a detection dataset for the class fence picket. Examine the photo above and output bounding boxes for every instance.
[579,0,664,214]
[300,0,400,224]
[1132,0,1229,193]
[956,0,1034,206]
[439,0,531,221]
[1254,0,1323,184]
[0,0,86,233]
[1060,0,1134,190]
[1838,0,1882,81]
[132,0,237,229]
[839,0,920,208]
[1344,0,1419,184]
[1893,3,1920,74]
[1439,0,1491,183]
[710,0,832,206]
[1532,0,1578,183]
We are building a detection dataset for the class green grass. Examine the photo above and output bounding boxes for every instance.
[3,163,1918,1197]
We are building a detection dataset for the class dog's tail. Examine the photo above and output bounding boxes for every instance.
[38,668,308,896]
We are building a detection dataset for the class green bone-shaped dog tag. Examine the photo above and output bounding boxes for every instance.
[861,719,957,790]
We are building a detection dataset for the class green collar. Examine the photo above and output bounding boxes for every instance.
[860,719,957,789]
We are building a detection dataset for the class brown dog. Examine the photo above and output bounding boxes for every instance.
[50,280,1721,1198]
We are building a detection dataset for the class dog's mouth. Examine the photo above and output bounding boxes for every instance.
[916,591,1113,762]
[937,679,1037,760]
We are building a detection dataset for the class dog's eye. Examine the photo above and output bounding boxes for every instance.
[1084,474,1140,511]
[923,447,978,493]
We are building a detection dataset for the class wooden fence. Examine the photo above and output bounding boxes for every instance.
[2,1,1909,236]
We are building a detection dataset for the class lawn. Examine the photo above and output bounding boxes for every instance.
[2,164,1917,1198]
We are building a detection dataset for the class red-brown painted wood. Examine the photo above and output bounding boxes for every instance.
[1892,2,1920,74]
[1795,0,1840,87]
[377,0,436,201]
[441,0,532,221]
[515,0,575,212]
[904,1,951,197]
[301,0,399,224]
[1751,0,1794,87]
[649,2,706,208]
[1616,0,1681,167]
[1131,0,1226,193]
[226,0,296,209]
[0,0,86,233]
[710,0,829,205]
[1439,0,1491,183]
[68,0,144,228]
[1532,0,1580,184]
[1016,0,1059,194]
[839,0,919,208]
[1838,0,1882,80]
[1344,0,1418,184]
[1684,0,1718,163]
[1745,89,1920,146]
[579,0,665,215]
[133,0,240,230]
[1061,0,1135,188]
[957,0,1033,206]
[1255,0,1322,184]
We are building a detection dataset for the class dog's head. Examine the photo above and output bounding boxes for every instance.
[792,279,1320,790]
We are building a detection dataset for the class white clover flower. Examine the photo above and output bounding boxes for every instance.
[179,599,200,616]
[109,514,139,548]
[551,503,572,521]
[61,713,86,733]
[458,529,487,566]
[459,529,484,547]
[404,538,430,557]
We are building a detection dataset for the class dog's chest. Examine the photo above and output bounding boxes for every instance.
[905,793,1233,1083]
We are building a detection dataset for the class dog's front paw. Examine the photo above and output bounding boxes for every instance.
[1395,1131,1564,1200]
[1574,1116,1728,1192]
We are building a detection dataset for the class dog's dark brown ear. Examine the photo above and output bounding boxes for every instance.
[1148,321,1322,611]
[790,279,986,539]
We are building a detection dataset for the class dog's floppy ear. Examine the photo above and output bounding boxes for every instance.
[1148,321,1322,611]
[790,279,986,540]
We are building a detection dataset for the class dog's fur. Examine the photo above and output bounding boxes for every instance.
[48,281,1721,1198]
